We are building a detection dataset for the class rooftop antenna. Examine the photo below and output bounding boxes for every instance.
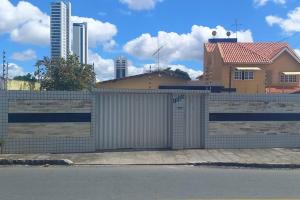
[231,19,242,40]
[152,34,164,73]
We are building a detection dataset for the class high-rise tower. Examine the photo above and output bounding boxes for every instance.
[114,56,128,79]
[50,1,71,60]
[73,22,88,64]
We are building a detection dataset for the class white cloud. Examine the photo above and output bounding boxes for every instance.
[254,0,286,7]
[123,25,253,63]
[88,51,147,81]
[11,49,37,61]
[103,40,117,52]
[119,0,163,11]
[0,0,50,45]
[72,16,117,48]
[295,49,300,57]
[8,63,27,79]
[266,7,300,33]
[88,51,115,81]
[89,51,201,81]
[0,0,117,48]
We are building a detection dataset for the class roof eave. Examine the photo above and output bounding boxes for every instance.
[270,47,300,64]
[223,61,271,65]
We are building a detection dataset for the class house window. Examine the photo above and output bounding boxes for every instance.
[244,71,254,80]
[280,74,297,83]
[234,70,254,80]
[234,71,242,80]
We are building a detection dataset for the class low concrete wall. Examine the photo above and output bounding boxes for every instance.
[9,100,92,113]
[1,90,208,153]
[1,91,300,153]
[209,101,300,113]
[8,100,92,138]
[1,91,95,154]
[206,94,300,149]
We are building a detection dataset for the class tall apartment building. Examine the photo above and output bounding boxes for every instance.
[73,22,88,64]
[50,0,72,60]
[114,56,128,79]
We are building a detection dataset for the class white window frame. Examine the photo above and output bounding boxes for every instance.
[234,70,254,80]
[280,74,297,83]
[244,71,254,80]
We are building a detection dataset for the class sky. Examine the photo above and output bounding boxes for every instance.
[1,0,300,81]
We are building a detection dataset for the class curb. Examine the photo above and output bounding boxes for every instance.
[191,162,300,169]
[1,160,300,168]
[74,162,300,169]
[0,159,73,166]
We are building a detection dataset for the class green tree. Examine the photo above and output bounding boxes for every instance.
[163,68,191,80]
[13,73,37,82]
[35,55,95,91]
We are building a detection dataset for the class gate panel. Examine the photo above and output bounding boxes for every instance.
[185,95,205,148]
[95,92,171,150]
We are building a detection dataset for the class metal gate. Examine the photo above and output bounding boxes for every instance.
[95,91,171,150]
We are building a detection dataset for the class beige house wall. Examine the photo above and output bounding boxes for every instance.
[96,74,188,89]
[265,51,300,87]
[204,46,224,85]
[7,80,41,91]
[222,64,266,94]
[204,46,300,94]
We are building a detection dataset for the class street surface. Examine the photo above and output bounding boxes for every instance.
[0,166,299,200]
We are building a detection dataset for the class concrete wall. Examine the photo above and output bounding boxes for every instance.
[1,91,95,154]
[1,90,300,153]
[0,90,208,153]
[8,100,92,138]
[206,94,300,148]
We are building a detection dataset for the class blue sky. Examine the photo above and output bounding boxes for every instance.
[1,0,300,80]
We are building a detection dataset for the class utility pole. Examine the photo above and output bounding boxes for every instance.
[5,61,8,91]
[2,50,8,91]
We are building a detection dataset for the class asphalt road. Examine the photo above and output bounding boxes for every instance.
[0,166,300,200]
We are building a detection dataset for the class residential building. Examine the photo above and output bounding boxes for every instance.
[96,70,190,89]
[114,56,128,79]
[202,40,300,93]
[50,0,72,60]
[0,78,40,91]
[73,22,88,64]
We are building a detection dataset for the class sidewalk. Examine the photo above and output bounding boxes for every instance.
[1,148,300,167]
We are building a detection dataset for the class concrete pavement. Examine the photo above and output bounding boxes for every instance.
[1,148,300,167]
[1,166,300,200]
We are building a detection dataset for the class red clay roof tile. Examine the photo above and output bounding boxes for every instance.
[205,42,299,64]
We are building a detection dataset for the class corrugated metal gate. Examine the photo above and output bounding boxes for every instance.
[185,95,206,148]
[95,91,172,150]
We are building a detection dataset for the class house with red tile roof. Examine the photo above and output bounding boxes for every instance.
[201,41,300,93]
